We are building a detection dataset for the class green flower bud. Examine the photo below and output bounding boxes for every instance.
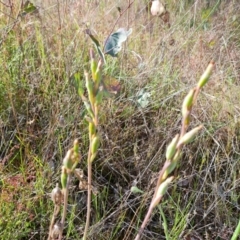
[61,167,68,189]
[182,89,195,118]
[95,69,101,83]
[91,136,100,155]
[162,151,181,180]
[131,186,144,194]
[172,150,181,162]
[197,61,214,88]
[63,149,73,170]
[153,176,174,207]
[90,51,97,80]
[166,134,179,160]
[72,139,81,165]
[73,139,79,154]
[86,77,95,104]
[177,125,203,147]
[90,152,97,162]
[89,122,96,136]
[94,60,102,88]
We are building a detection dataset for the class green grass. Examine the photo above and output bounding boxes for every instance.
[0,0,240,239]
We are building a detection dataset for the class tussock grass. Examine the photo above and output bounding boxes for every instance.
[0,0,240,239]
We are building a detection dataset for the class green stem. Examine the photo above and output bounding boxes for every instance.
[158,205,170,240]
[58,174,71,240]
[231,219,240,240]
[83,148,92,240]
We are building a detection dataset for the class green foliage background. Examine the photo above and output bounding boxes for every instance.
[0,0,239,239]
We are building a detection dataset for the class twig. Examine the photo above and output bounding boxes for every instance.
[134,161,171,240]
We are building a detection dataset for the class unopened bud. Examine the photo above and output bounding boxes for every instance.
[72,139,81,165]
[90,152,97,162]
[177,125,203,147]
[152,176,174,207]
[51,183,62,205]
[131,186,144,194]
[162,151,181,180]
[61,167,68,189]
[63,149,73,170]
[162,162,173,180]
[94,60,102,88]
[89,122,96,136]
[91,136,100,156]
[182,89,195,118]
[73,139,79,153]
[197,61,214,88]
[166,134,179,160]
[86,77,95,104]
[90,51,97,79]
[172,150,181,162]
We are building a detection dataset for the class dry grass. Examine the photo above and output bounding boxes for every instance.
[0,0,240,239]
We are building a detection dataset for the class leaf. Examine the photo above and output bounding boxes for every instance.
[20,1,37,16]
[136,89,151,108]
[102,75,121,96]
[104,28,132,57]
[70,72,84,96]
[85,29,106,64]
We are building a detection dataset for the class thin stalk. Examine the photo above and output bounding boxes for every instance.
[153,161,171,200]
[48,205,60,240]
[134,195,165,240]
[134,161,171,240]
[180,86,201,138]
[134,204,155,240]
[83,148,92,240]
[58,174,71,240]
[83,56,100,239]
